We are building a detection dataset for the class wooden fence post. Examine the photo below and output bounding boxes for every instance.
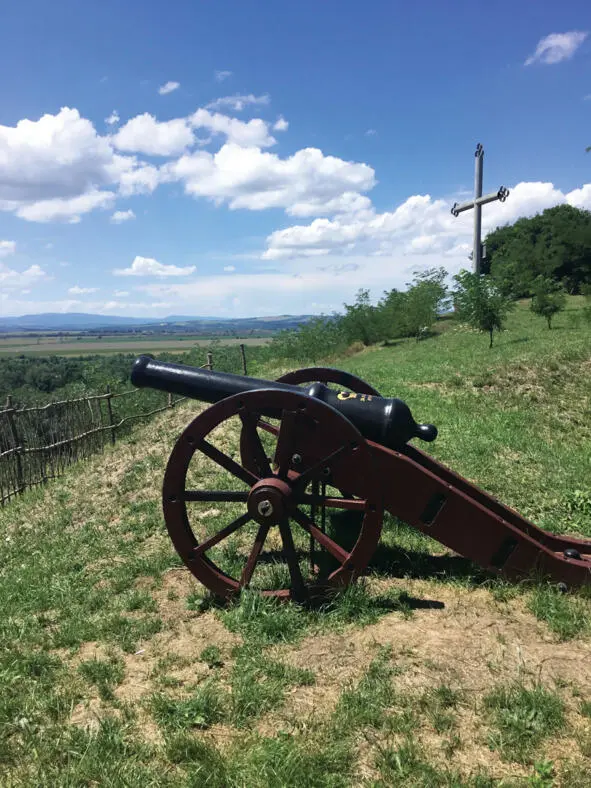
[207,352,213,371]
[105,386,116,445]
[240,343,247,375]
[5,395,24,495]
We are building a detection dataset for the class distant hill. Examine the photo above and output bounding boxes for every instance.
[0,312,314,333]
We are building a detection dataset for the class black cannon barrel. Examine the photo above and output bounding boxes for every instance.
[131,355,437,449]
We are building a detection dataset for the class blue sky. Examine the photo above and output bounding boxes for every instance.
[0,0,590,318]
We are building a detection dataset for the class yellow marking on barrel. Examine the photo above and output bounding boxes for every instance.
[337,391,373,402]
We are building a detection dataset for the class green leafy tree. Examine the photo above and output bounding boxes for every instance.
[340,289,384,346]
[267,316,345,362]
[530,276,566,329]
[453,271,514,348]
[377,267,449,341]
[401,267,449,340]
[292,316,345,362]
[483,204,591,296]
[377,287,408,339]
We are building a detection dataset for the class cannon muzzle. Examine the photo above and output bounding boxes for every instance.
[131,355,437,449]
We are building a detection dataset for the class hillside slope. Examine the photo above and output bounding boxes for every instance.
[1,302,590,786]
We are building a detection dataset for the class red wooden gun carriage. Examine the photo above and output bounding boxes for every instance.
[131,355,591,601]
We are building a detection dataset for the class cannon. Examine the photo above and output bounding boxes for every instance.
[131,355,591,600]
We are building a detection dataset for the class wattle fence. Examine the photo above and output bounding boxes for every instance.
[0,352,219,506]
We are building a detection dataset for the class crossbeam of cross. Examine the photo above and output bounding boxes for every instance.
[450,144,509,275]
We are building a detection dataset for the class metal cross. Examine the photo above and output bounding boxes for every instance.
[451,144,509,275]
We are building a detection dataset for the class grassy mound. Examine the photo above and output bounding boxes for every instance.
[1,299,590,785]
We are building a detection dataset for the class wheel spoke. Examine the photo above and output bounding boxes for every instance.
[292,508,349,564]
[292,443,352,489]
[278,518,308,600]
[193,511,252,557]
[184,490,249,503]
[240,412,272,477]
[240,521,271,587]
[199,439,259,486]
[257,419,279,438]
[309,479,319,570]
[274,410,299,479]
[300,494,367,512]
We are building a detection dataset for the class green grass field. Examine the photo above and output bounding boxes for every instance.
[0,298,590,786]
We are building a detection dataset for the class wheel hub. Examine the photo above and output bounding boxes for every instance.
[248,477,293,525]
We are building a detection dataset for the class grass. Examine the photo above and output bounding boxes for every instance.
[527,585,591,641]
[483,682,566,763]
[78,655,125,701]
[150,680,227,730]
[0,297,590,785]
[149,646,315,732]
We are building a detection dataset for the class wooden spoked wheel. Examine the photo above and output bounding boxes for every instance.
[163,388,383,601]
[275,367,381,397]
[239,366,382,515]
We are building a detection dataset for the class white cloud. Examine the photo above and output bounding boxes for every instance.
[15,189,116,223]
[117,162,161,196]
[525,31,588,65]
[158,81,180,95]
[165,144,375,215]
[110,209,136,223]
[101,300,124,310]
[189,109,275,148]
[0,240,16,257]
[566,184,591,208]
[134,264,415,317]
[114,290,129,297]
[273,116,289,132]
[68,285,98,295]
[0,108,116,203]
[215,70,232,82]
[113,255,196,277]
[105,110,120,126]
[0,107,148,222]
[0,104,373,226]
[263,180,591,260]
[113,113,194,156]
[365,129,377,136]
[223,265,236,272]
[206,94,270,112]
[0,263,48,288]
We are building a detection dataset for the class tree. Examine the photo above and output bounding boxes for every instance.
[483,204,591,296]
[453,271,514,348]
[340,289,384,346]
[377,287,408,339]
[530,276,566,329]
[401,267,449,340]
[377,267,449,341]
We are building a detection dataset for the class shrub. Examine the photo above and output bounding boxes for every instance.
[453,271,514,348]
[530,276,566,329]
